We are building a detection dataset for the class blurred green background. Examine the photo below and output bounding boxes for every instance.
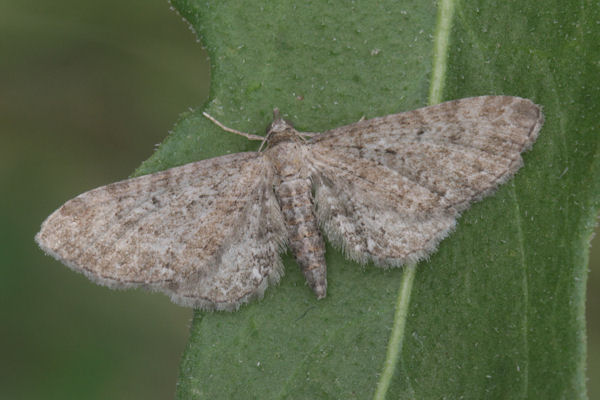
[1,1,598,399]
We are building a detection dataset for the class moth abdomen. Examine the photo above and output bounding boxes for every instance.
[276,178,327,299]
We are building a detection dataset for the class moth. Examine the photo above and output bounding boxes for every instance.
[36,96,543,311]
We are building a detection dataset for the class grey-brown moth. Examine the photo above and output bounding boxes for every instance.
[36,96,543,311]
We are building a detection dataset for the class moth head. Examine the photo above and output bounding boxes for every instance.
[265,108,299,146]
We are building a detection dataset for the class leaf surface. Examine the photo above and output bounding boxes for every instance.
[134,1,599,398]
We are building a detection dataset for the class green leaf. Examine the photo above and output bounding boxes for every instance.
[138,0,599,398]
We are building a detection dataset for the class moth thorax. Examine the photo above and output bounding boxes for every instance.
[267,129,302,147]
[266,141,306,178]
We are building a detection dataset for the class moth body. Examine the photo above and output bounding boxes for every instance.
[266,120,327,298]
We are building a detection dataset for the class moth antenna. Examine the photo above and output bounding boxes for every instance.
[202,112,264,141]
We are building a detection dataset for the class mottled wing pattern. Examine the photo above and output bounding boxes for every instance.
[308,96,543,266]
[36,152,287,311]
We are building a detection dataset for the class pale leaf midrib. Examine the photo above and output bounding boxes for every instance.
[373,0,457,398]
